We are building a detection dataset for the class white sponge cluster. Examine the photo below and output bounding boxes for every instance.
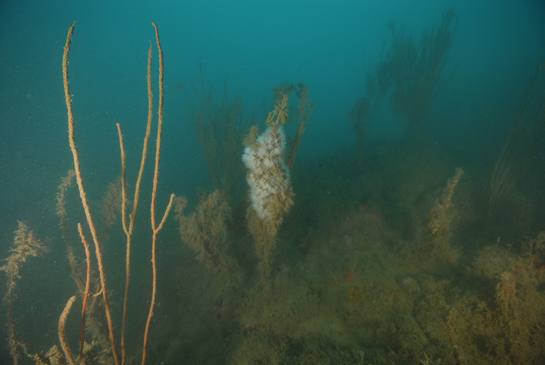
[242,126,290,220]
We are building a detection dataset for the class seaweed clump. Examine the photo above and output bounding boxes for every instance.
[1,221,47,365]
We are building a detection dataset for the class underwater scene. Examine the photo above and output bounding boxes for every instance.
[1,0,545,364]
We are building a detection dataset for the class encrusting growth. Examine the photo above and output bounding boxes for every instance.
[100,178,124,243]
[175,190,238,279]
[182,63,251,193]
[56,169,84,293]
[56,169,76,231]
[1,221,47,365]
[426,167,463,262]
[388,8,458,132]
[286,83,314,171]
[243,95,294,282]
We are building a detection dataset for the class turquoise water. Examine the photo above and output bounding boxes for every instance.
[1,1,545,364]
